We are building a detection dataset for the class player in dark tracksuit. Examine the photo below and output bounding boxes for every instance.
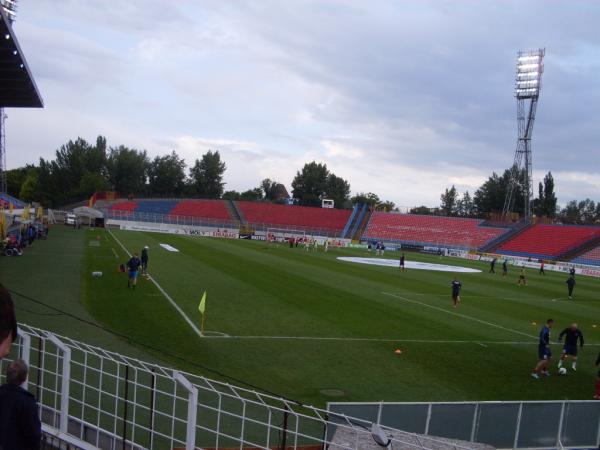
[489,258,496,274]
[532,319,554,379]
[451,278,462,308]
[399,253,405,271]
[566,276,575,300]
[502,259,508,277]
[558,323,584,371]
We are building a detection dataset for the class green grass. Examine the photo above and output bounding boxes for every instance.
[2,226,600,407]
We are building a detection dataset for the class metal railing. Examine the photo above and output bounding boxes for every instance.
[328,401,600,449]
[1,324,483,450]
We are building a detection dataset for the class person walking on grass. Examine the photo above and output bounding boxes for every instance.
[517,266,527,286]
[126,253,142,289]
[539,260,545,276]
[532,319,554,379]
[489,258,496,274]
[399,253,405,271]
[451,277,462,308]
[502,259,508,277]
[141,246,149,276]
[566,275,576,300]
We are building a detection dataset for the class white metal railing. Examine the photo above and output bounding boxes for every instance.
[0,324,484,450]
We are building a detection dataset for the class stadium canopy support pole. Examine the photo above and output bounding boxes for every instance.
[174,371,198,450]
[48,333,72,434]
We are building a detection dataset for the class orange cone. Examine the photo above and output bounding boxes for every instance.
[394,349,402,354]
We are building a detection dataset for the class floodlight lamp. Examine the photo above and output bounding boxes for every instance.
[518,55,540,62]
[517,72,538,79]
[518,63,540,71]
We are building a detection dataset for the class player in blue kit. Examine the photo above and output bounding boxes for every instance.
[558,323,584,371]
[532,319,554,379]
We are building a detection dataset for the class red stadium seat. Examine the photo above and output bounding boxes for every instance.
[237,202,351,232]
[364,213,506,249]
[169,200,231,221]
[498,224,600,258]
[572,244,600,266]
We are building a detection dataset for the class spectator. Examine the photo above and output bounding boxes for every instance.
[0,285,17,359]
[0,359,42,450]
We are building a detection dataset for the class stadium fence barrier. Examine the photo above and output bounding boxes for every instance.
[1,324,482,450]
[328,400,600,449]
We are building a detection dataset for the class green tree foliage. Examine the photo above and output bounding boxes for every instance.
[222,190,241,200]
[377,200,396,212]
[240,188,264,201]
[473,166,526,215]
[534,172,557,217]
[107,146,150,196]
[5,166,33,198]
[19,171,40,203]
[148,151,187,197]
[440,185,458,216]
[291,162,350,208]
[189,150,226,198]
[79,172,111,198]
[351,192,380,207]
[456,191,475,217]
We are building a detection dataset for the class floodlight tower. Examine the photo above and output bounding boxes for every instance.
[502,49,545,221]
[0,0,17,194]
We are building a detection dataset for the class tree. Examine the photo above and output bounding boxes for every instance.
[240,188,264,201]
[325,173,351,208]
[440,185,458,216]
[222,190,241,200]
[409,205,436,215]
[189,150,226,198]
[107,146,150,195]
[148,151,187,197]
[473,166,526,215]
[19,171,41,203]
[5,166,31,198]
[457,191,475,217]
[291,162,329,206]
[377,200,396,212]
[535,172,557,217]
[351,192,380,208]
[559,200,580,224]
[578,199,596,224]
[79,172,111,198]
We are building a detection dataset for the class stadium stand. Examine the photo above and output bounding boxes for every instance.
[237,201,351,232]
[571,243,600,266]
[363,212,507,249]
[0,192,25,209]
[497,224,600,259]
[168,199,231,220]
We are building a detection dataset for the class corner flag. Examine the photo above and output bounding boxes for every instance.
[199,291,206,314]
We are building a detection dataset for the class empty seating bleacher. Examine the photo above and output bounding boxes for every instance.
[364,213,507,249]
[497,224,600,259]
[237,201,351,232]
[572,244,600,266]
[0,193,25,209]
[169,200,231,221]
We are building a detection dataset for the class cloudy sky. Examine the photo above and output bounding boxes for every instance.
[5,0,600,208]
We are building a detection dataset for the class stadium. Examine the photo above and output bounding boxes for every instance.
[1,2,600,450]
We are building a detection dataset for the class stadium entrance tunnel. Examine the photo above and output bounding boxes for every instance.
[337,257,482,273]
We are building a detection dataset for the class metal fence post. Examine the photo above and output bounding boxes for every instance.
[556,401,566,448]
[174,371,198,450]
[513,402,523,449]
[48,333,71,433]
[17,327,31,390]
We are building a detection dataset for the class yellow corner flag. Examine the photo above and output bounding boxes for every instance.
[199,291,207,335]
[199,291,206,314]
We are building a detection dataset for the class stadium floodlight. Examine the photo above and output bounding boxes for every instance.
[503,48,545,221]
[0,0,17,23]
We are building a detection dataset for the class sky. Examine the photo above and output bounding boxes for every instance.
[5,0,600,208]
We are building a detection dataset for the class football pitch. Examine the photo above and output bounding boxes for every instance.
[3,226,600,406]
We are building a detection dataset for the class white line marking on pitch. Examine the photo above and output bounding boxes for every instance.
[382,292,537,339]
[107,229,204,339]
[110,247,119,259]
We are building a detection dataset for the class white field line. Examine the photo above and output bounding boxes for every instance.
[199,335,534,344]
[107,229,204,339]
[110,247,119,259]
[382,291,537,339]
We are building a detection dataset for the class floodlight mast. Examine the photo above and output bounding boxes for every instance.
[502,48,545,222]
[0,0,17,195]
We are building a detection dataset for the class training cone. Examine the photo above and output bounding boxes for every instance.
[532,322,537,326]
[593,325,597,328]
[394,349,402,354]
